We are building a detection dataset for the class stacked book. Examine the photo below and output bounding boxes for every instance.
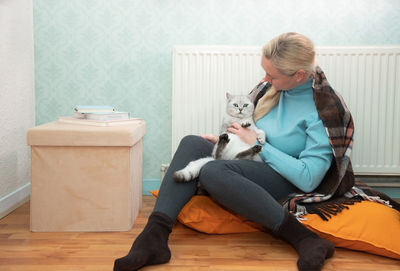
[73,105,130,121]
[58,105,140,126]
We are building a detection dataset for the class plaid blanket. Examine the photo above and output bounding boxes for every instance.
[252,66,399,220]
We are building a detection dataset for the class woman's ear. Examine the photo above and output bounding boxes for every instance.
[294,70,306,82]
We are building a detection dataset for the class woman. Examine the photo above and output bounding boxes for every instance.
[114,32,347,271]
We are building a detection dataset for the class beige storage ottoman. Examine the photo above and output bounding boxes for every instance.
[27,120,146,232]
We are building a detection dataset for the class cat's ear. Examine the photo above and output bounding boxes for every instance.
[226,92,233,100]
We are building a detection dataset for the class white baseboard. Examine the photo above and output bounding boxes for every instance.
[0,183,30,219]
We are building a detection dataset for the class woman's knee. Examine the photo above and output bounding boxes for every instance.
[179,135,202,147]
[198,160,230,190]
[176,135,213,157]
[178,135,211,150]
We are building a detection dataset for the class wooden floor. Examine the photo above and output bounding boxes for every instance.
[0,196,399,271]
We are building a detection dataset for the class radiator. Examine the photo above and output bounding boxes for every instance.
[172,46,400,175]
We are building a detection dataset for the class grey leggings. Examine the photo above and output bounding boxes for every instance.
[154,135,298,232]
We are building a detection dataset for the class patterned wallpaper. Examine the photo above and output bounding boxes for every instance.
[1,0,34,200]
[33,0,400,179]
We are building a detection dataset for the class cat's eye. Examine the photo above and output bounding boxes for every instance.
[243,104,248,107]
[233,103,238,107]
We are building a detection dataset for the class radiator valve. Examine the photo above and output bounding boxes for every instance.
[160,163,170,182]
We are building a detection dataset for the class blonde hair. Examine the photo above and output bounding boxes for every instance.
[263,32,316,76]
[254,32,316,122]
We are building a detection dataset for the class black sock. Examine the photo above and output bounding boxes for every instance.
[276,212,335,271]
[114,212,173,271]
[295,234,335,271]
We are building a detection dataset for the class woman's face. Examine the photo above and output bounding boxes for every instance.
[261,56,299,91]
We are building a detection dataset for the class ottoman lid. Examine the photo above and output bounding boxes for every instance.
[27,120,146,147]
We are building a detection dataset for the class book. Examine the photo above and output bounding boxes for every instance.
[58,117,142,127]
[74,111,130,121]
[74,105,115,113]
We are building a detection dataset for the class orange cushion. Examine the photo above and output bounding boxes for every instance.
[150,190,263,233]
[150,190,400,260]
[301,200,400,260]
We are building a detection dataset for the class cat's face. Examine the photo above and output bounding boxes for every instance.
[226,93,254,118]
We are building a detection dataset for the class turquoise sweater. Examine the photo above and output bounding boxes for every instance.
[256,78,333,192]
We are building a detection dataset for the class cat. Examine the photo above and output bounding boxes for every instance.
[173,92,265,184]
[221,92,265,144]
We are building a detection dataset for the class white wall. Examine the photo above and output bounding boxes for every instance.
[0,0,34,218]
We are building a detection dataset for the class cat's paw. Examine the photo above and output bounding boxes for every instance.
[241,122,251,128]
[256,130,266,144]
[219,133,229,142]
[173,170,194,183]
[252,145,262,153]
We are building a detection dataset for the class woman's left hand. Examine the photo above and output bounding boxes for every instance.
[227,123,258,145]
[200,134,218,144]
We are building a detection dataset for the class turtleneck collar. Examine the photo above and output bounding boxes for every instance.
[283,77,313,94]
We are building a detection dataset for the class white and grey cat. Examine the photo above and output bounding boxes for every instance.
[221,92,265,144]
[173,92,265,183]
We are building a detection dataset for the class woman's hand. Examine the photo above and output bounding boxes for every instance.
[200,134,218,144]
[227,123,258,145]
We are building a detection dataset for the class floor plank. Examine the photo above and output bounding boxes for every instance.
[0,196,399,271]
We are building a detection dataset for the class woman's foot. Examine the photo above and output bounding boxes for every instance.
[114,212,174,271]
[276,212,335,271]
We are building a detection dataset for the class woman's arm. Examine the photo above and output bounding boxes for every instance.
[259,118,333,193]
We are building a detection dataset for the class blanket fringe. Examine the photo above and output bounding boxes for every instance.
[353,181,400,213]
[287,182,400,221]
[304,196,363,221]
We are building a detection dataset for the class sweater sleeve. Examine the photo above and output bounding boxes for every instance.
[258,116,333,192]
